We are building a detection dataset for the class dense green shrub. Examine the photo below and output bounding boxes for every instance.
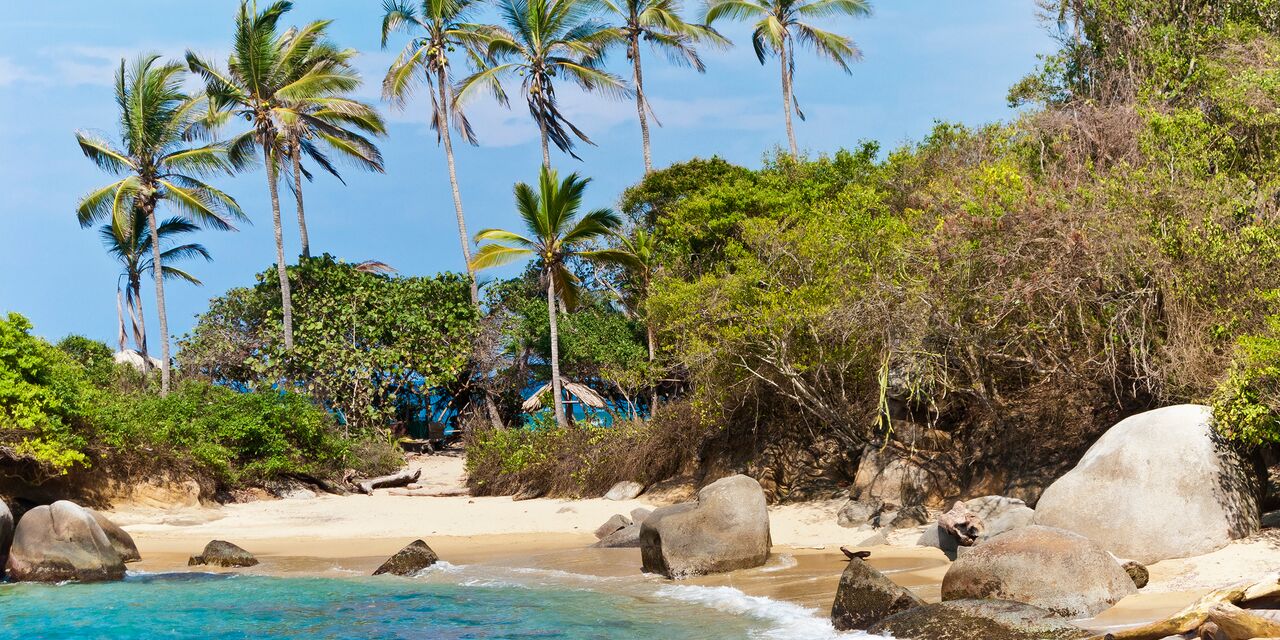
[0,314,93,475]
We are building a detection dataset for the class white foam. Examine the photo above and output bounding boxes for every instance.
[759,554,798,572]
[654,584,886,640]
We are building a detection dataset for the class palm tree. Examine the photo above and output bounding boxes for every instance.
[100,211,212,361]
[705,0,871,156]
[188,1,366,349]
[381,0,494,304]
[75,54,244,394]
[601,0,724,173]
[604,227,661,409]
[471,166,625,427]
[279,45,386,260]
[457,0,630,167]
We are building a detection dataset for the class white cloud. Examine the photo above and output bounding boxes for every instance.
[0,57,38,87]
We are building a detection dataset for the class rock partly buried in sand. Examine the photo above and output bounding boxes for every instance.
[6,501,125,583]
[87,509,140,563]
[920,496,1035,560]
[0,499,12,571]
[866,599,1088,640]
[595,508,653,548]
[941,525,1136,617]
[188,540,259,568]
[373,540,439,576]
[511,486,545,501]
[882,505,930,529]
[1032,404,1260,564]
[837,497,884,528]
[640,474,770,578]
[830,557,924,631]
[604,481,645,501]
[594,513,632,539]
[1122,560,1149,589]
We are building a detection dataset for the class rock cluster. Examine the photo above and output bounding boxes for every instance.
[6,500,132,582]
[593,508,653,548]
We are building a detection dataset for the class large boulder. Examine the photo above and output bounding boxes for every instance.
[6,501,125,582]
[941,525,1136,617]
[830,558,924,631]
[604,481,645,501]
[188,540,259,568]
[1032,405,1261,564]
[88,510,140,563]
[837,497,884,528]
[867,599,1088,640]
[852,445,942,507]
[373,540,438,576]
[640,474,771,578]
[0,499,12,572]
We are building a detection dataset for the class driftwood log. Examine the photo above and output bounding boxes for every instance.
[1094,574,1280,640]
[385,488,469,497]
[356,468,421,495]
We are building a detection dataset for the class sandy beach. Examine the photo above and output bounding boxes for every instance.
[98,452,1280,635]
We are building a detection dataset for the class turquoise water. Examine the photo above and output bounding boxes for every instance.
[0,571,839,639]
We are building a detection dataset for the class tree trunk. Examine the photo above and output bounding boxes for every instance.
[438,74,478,305]
[129,273,148,367]
[115,286,127,353]
[547,272,567,428]
[264,141,295,350]
[143,199,171,395]
[647,320,657,413]
[291,137,310,259]
[539,116,551,169]
[780,37,798,157]
[631,33,654,174]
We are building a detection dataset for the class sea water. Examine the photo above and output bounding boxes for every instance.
[0,565,873,639]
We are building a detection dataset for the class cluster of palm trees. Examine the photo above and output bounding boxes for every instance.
[74,0,871,407]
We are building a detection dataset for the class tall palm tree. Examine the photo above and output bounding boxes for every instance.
[279,44,386,260]
[601,0,724,173]
[381,0,493,304]
[188,0,366,349]
[457,0,630,168]
[606,227,661,408]
[705,0,871,156]
[100,211,212,360]
[75,54,244,394]
[470,166,625,427]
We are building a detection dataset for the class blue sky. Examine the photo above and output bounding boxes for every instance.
[0,1,1055,347]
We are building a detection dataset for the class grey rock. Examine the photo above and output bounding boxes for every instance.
[6,501,125,582]
[373,540,438,576]
[1032,405,1260,564]
[917,524,964,560]
[629,507,653,523]
[640,474,771,578]
[188,540,259,568]
[853,446,939,507]
[867,599,1089,640]
[88,509,140,563]
[594,513,632,539]
[886,505,930,529]
[856,530,889,547]
[605,481,645,501]
[837,497,885,528]
[830,558,925,631]
[595,523,642,548]
[941,525,1136,617]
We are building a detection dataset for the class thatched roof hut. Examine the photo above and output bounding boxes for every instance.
[520,379,607,413]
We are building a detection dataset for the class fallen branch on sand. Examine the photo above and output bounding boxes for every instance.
[1093,574,1280,640]
[355,468,421,495]
[385,488,469,497]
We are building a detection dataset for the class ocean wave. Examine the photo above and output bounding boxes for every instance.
[654,585,886,640]
[758,554,798,572]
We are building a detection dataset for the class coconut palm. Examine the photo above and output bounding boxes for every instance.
[605,227,661,408]
[381,0,494,304]
[279,45,386,260]
[187,0,367,349]
[74,54,244,394]
[601,0,725,173]
[470,166,625,427]
[100,211,211,360]
[705,0,871,156]
[457,0,630,167]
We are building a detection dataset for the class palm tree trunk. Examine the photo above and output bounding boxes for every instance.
[129,273,148,365]
[438,75,479,305]
[547,272,567,428]
[780,37,798,157]
[265,142,295,350]
[647,320,657,412]
[630,35,654,174]
[115,286,128,354]
[539,117,551,169]
[291,137,311,259]
[143,199,170,395]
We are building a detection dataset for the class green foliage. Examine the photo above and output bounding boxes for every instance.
[180,255,479,432]
[56,335,118,387]
[0,314,92,475]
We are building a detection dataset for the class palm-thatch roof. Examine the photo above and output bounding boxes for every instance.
[520,379,607,413]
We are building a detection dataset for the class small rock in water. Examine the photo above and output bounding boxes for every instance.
[604,481,645,501]
[373,540,439,576]
[188,540,259,568]
[830,554,924,631]
[1122,560,1149,588]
